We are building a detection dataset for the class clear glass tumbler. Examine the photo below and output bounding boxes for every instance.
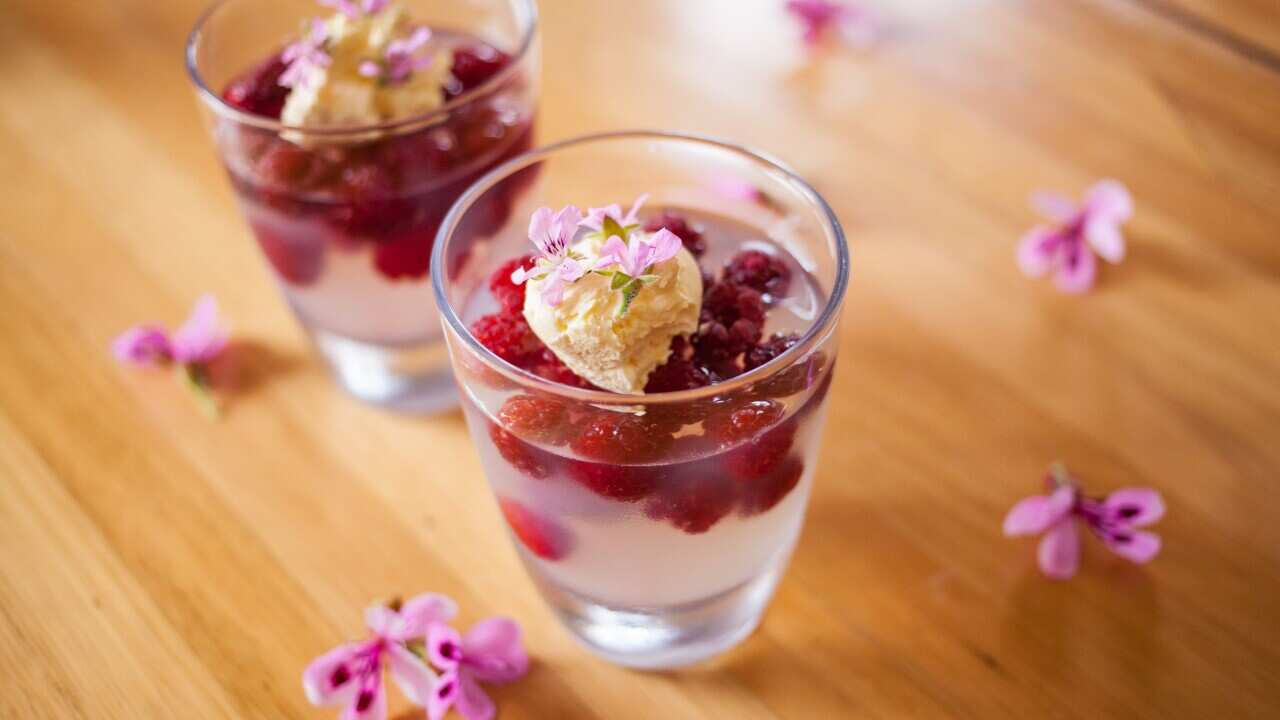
[432,131,849,668]
[186,0,539,412]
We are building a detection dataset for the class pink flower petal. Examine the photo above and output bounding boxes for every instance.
[170,294,227,363]
[341,681,387,720]
[303,643,365,707]
[364,606,399,637]
[1085,180,1133,224]
[427,670,459,720]
[462,618,528,684]
[1003,485,1074,536]
[392,594,459,640]
[1104,488,1165,528]
[1104,529,1161,564]
[427,622,463,671]
[1037,519,1080,579]
[1016,227,1059,278]
[1030,190,1078,223]
[1052,239,1097,294]
[386,642,438,706]
[454,673,496,720]
[1084,216,1126,264]
[112,326,172,364]
[648,228,684,266]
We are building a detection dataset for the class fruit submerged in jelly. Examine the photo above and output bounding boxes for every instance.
[474,210,832,538]
[220,41,530,285]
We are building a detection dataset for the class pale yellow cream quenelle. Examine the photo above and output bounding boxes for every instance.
[523,233,702,394]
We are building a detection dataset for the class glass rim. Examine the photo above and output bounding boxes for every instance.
[184,0,539,136]
[432,130,851,406]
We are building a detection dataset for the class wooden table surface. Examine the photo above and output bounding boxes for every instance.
[3,0,1279,717]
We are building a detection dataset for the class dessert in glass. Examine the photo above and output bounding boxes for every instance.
[185,0,538,411]
[432,132,849,668]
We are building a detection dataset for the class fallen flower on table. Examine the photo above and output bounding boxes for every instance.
[427,618,530,720]
[785,0,879,49]
[1003,463,1165,580]
[112,294,228,417]
[1017,179,1133,293]
[302,594,529,720]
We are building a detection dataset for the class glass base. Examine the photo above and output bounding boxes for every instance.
[532,547,791,669]
[311,329,457,414]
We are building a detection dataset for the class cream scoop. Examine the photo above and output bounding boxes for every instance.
[523,232,702,394]
[280,4,453,130]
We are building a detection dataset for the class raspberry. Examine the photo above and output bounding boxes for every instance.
[694,282,765,372]
[705,400,786,446]
[489,254,536,311]
[724,250,790,299]
[737,456,803,516]
[471,312,541,367]
[488,423,553,479]
[250,221,325,286]
[570,412,670,464]
[745,333,801,372]
[644,211,706,257]
[446,45,512,98]
[497,394,569,445]
[327,163,412,237]
[702,281,767,327]
[566,461,659,502]
[644,356,710,393]
[221,54,290,119]
[256,141,323,190]
[373,229,433,280]
[643,462,736,534]
[722,417,797,480]
[498,497,572,561]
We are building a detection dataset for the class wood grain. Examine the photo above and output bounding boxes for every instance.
[1,0,1279,717]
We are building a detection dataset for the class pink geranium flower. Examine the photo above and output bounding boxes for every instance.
[599,229,683,279]
[280,18,332,89]
[1004,464,1165,579]
[1018,180,1133,293]
[359,26,434,84]
[113,294,228,365]
[426,618,529,720]
[580,194,648,235]
[303,594,458,720]
[511,205,590,307]
[785,0,878,48]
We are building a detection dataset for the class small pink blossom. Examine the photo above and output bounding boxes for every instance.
[599,229,682,279]
[1018,180,1133,293]
[359,26,434,84]
[511,205,590,307]
[113,295,229,415]
[318,0,388,20]
[280,18,332,89]
[303,594,458,720]
[785,0,878,48]
[113,294,228,365]
[1004,465,1165,579]
[580,194,649,235]
[426,618,529,720]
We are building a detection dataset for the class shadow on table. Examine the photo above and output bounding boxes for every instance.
[205,338,303,410]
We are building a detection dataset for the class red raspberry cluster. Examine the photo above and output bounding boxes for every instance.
[221,44,529,285]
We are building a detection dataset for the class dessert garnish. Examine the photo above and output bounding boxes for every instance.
[1018,180,1132,294]
[512,196,702,394]
[277,1,455,129]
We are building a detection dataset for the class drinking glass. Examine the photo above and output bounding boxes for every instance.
[433,131,849,668]
[186,0,539,412]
